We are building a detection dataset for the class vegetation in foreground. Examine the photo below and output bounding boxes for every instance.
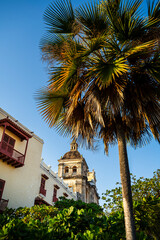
[0,170,159,240]
[103,169,160,240]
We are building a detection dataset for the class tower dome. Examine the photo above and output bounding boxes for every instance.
[62,140,81,159]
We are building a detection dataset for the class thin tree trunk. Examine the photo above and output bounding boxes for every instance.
[116,125,136,240]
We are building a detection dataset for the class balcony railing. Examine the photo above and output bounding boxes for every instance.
[0,141,25,167]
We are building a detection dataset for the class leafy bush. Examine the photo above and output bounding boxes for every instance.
[0,200,115,240]
[103,169,160,239]
[55,197,103,213]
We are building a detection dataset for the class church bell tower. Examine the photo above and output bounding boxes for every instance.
[58,140,99,204]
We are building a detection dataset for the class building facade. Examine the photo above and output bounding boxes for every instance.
[0,107,99,211]
[0,108,76,210]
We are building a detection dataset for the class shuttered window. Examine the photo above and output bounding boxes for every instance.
[53,185,59,202]
[2,134,15,155]
[63,193,68,198]
[0,179,5,200]
[39,177,46,196]
[53,188,57,202]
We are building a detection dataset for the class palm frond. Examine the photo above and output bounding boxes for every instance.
[84,88,105,127]
[48,59,79,90]
[84,35,106,55]
[35,88,68,127]
[77,0,108,38]
[144,103,160,143]
[102,0,146,41]
[89,57,129,88]
[44,0,77,34]
[40,33,69,63]
[99,117,117,155]
[147,0,160,19]
[124,0,142,17]
[145,53,160,83]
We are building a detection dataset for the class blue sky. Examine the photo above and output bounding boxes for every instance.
[0,0,159,206]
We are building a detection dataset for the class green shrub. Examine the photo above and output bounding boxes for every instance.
[0,200,110,240]
[1,196,159,239]
[103,169,160,239]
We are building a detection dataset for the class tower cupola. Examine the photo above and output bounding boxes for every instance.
[70,139,78,151]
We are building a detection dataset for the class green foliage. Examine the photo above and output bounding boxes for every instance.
[102,169,160,239]
[0,199,121,240]
[55,197,103,213]
[1,185,159,240]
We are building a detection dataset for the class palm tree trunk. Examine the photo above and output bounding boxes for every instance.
[116,125,136,240]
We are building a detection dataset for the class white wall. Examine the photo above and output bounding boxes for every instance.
[0,108,76,209]
[0,132,43,208]
[39,162,77,204]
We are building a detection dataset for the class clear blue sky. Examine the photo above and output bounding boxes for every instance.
[0,0,159,206]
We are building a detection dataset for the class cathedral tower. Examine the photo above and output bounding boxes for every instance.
[58,140,99,204]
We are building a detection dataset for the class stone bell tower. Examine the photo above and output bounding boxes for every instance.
[58,140,99,204]
[70,139,78,151]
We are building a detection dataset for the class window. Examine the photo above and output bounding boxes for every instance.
[53,185,60,202]
[72,166,77,173]
[0,179,5,200]
[90,194,94,202]
[2,134,15,156]
[39,174,48,197]
[63,193,68,198]
[53,188,57,202]
[65,166,69,173]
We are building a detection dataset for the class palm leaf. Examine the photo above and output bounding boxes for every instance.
[40,33,69,62]
[147,0,160,19]
[89,57,129,87]
[48,59,79,90]
[77,0,108,37]
[44,0,76,34]
[145,53,160,83]
[124,0,142,17]
[36,88,68,127]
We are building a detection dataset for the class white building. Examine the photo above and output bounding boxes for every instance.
[0,107,99,211]
[0,108,76,211]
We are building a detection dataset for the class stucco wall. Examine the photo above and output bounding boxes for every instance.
[0,108,76,209]
[0,128,43,208]
[39,162,77,204]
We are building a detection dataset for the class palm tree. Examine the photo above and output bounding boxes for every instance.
[36,0,160,239]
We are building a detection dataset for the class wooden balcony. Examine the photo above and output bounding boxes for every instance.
[0,141,25,168]
[0,117,32,168]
